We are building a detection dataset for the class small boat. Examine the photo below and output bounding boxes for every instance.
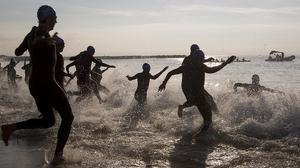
[265,50,295,62]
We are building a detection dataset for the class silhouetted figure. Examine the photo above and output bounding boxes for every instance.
[91,60,111,95]
[3,58,18,89]
[127,63,168,106]
[233,74,282,96]
[66,47,115,103]
[182,44,219,113]
[52,33,72,89]
[159,46,236,133]
[1,5,74,164]
[21,58,32,85]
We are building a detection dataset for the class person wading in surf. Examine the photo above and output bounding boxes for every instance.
[127,63,168,106]
[91,60,111,95]
[234,74,283,96]
[66,47,115,103]
[3,58,18,89]
[159,45,236,134]
[1,5,74,164]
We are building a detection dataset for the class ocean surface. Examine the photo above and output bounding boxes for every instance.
[0,57,299,168]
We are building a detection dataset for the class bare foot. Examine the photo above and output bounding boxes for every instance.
[1,124,16,146]
[177,105,183,118]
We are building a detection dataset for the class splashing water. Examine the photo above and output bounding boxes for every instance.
[0,57,299,167]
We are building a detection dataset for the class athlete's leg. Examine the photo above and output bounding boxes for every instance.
[50,86,74,158]
[1,97,55,146]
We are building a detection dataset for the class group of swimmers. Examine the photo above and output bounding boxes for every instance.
[0,5,283,164]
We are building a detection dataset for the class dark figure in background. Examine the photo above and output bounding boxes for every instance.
[3,58,18,89]
[52,33,72,89]
[1,5,74,163]
[159,46,236,133]
[234,74,282,96]
[183,44,219,113]
[66,47,115,103]
[91,60,111,95]
[127,63,168,106]
[21,58,32,85]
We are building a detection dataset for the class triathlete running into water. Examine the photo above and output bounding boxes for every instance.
[1,5,74,163]
[127,63,168,106]
[159,46,236,133]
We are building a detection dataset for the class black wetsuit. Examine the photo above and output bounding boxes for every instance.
[182,54,218,113]
[14,26,74,155]
[55,52,69,89]
[134,72,152,104]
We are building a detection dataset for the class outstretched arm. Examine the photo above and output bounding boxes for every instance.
[158,66,183,91]
[204,55,236,73]
[126,73,139,81]
[150,66,169,80]
[61,71,73,78]
[2,65,9,71]
[65,61,76,74]
[261,86,284,94]
[101,67,110,74]
[92,58,116,68]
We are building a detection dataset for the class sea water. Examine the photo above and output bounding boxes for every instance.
[0,57,299,167]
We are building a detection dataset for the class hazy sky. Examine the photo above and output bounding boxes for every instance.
[0,0,299,56]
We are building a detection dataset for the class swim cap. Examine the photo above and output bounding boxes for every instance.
[37,5,56,22]
[252,74,259,80]
[190,44,200,53]
[142,63,151,72]
[87,46,95,54]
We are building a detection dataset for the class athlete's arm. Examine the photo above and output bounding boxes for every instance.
[261,86,283,94]
[158,66,183,91]
[65,61,76,74]
[93,58,116,68]
[15,34,30,56]
[204,56,236,73]
[150,66,169,80]
[101,67,109,74]
[126,73,139,81]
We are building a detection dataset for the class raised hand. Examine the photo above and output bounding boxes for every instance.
[226,55,236,64]
[158,82,166,92]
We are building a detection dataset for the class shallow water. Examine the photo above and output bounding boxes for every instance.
[0,57,299,167]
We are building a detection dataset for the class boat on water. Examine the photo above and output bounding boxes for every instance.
[266,50,295,62]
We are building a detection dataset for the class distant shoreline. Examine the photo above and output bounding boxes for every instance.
[0,55,186,61]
